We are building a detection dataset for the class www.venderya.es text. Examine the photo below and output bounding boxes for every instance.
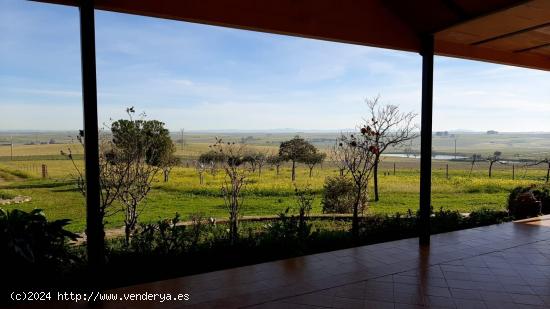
[10,291,190,303]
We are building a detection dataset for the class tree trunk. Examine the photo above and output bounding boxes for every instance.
[351,187,361,242]
[546,163,549,183]
[124,225,131,246]
[276,165,280,176]
[373,157,380,201]
[309,166,313,178]
[229,216,238,245]
[489,161,494,178]
[163,169,169,182]
[229,180,239,245]
[291,161,296,181]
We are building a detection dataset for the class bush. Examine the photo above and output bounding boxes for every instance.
[127,213,227,255]
[532,186,550,214]
[468,208,511,226]
[266,208,309,245]
[0,208,79,265]
[357,211,417,240]
[0,208,80,294]
[431,208,463,233]
[321,176,355,213]
[508,186,542,219]
[0,190,16,200]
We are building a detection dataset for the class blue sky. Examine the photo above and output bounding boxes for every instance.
[1,0,549,132]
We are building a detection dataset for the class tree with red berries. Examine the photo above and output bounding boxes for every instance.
[333,127,378,240]
[364,97,418,201]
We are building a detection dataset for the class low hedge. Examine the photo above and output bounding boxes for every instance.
[1,207,512,294]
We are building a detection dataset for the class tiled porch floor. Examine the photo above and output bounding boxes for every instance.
[108,219,550,308]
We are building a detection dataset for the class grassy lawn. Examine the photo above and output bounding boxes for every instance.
[1,154,547,232]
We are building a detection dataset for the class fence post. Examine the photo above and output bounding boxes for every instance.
[446,164,449,179]
[41,164,48,179]
[512,164,515,180]
[393,162,396,175]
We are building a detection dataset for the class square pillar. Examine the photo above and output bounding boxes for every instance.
[79,0,104,274]
[419,34,434,246]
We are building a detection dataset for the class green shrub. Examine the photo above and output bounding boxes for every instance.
[321,176,355,213]
[0,190,16,200]
[431,208,463,233]
[508,186,542,219]
[468,208,511,225]
[357,212,417,240]
[0,208,79,265]
[0,207,81,294]
[266,209,308,245]
[129,213,188,255]
[532,186,550,214]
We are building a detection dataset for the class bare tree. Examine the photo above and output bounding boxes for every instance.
[487,151,504,178]
[294,184,314,239]
[364,96,418,201]
[163,155,180,182]
[62,131,128,242]
[267,153,283,176]
[243,152,267,176]
[333,128,377,240]
[469,153,482,177]
[403,141,414,158]
[256,152,268,177]
[119,158,160,245]
[195,161,208,184]
[200,148,227,176]
[525,158,550,183]
[211,138,251,245]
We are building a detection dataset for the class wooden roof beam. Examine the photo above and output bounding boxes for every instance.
[472,21,550,46]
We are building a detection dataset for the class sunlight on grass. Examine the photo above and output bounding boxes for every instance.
[1,152,548,232]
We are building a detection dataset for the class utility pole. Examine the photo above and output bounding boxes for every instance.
[180,128,185,150]
[454,137,457,159]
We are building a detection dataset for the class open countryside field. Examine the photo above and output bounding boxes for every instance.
[2,131,550,158]
[1,131,549,233]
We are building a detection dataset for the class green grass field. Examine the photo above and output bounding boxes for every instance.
[1,143,548,233]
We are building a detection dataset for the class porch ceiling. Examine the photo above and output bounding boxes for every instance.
[32,0,550,71]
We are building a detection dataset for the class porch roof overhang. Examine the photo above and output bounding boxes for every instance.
[32,0,550,71]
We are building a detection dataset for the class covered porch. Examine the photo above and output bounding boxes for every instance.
[105,218,550,308]
[29,0,550,304]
